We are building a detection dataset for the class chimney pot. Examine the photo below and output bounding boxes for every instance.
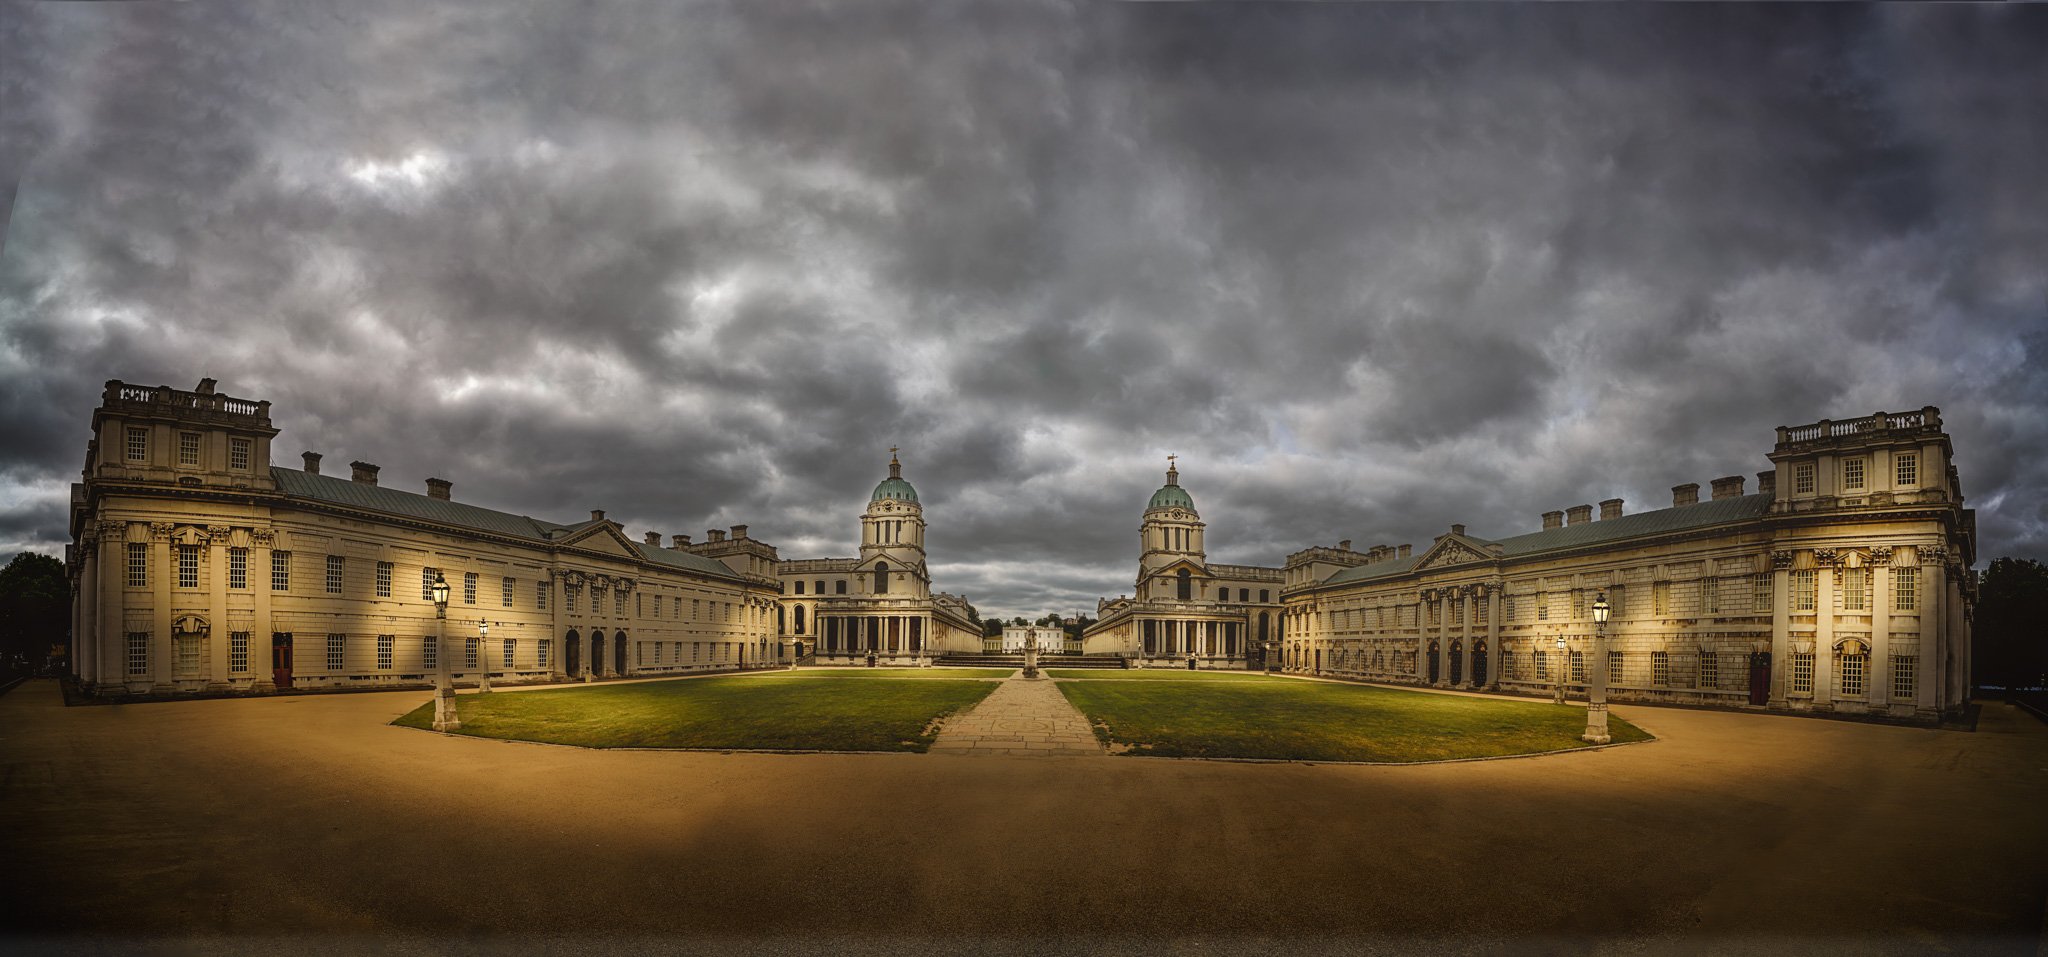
[1711,475,1746,500]
[673,534,691,548]
[425,477,452,500]
[1600,498,1623,521]
[1338,539,1352,551]
[590,509,605,522]
[1542,510,1564,530]
[1673,483,1700,507]
[1566,505,1593,526]
[1757,470,1777,496]
[302,451,322,475]
[349,461,379,485]
[731,524,748,540]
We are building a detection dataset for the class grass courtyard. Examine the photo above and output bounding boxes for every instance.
[1053,671,1652,762]
[393,670,1005,751]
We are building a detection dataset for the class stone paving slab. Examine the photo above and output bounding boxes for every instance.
[929,675,1103,756]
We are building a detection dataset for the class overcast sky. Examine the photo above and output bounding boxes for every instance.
[2,2,2043,621]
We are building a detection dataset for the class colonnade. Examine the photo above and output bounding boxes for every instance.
[1138,618,1242,658]
[818,614,926,654]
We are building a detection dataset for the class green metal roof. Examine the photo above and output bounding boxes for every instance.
[1320,493,1775,587]
[871,477,918,503]
[1148,484,1195,511]
[271,467,741,580]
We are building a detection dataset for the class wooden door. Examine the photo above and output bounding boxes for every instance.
[271,633,293,690]
[1748,652,1771,705]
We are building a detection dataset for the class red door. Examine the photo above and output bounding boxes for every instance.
[1748,652,1771,705]
[272,633,294,690]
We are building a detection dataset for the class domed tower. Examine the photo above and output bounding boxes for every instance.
[1138,456,1205,585]
[859,449,928,596]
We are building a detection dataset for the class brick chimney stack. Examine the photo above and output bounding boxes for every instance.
[673,534,692,548]
[731,525,748,540]
[1757,470,1777,496]
[425,478,452,501]
[1673,483,1700,507]
[1600,498,1623,521]
[302,451,322,475]
[349,461,379,485]
[644,531,661,545]
[1542,510,1564,530]
[708,529,727,543]
[1711,475,1746,500]
[1566,506,1593,526]
[590,509,606,523]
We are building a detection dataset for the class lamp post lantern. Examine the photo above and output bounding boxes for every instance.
[477,619,493,694]
[431,572,459,732]
[1584,592,1612,744]
[1553,634,1567,705]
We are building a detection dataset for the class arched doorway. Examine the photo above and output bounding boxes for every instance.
[614,631,628,675]
[1449,640,1464,684]
[1472,639,1489,686]
[590,631,606,677]
[564,629,580,676]
[1427,641,1441,683]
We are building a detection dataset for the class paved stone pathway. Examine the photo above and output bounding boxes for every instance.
[929,674,1103,756]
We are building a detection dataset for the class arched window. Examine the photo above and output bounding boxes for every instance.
[1176,568,1191,601]
[777,605,786,633]
[875,562,890,594]
[794,604,807,635]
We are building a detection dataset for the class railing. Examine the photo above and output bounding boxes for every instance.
[102,380,270,422]
[1776,407,1940,447]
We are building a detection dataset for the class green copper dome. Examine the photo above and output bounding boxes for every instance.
[1146,460,1195,511]
[871,452,919,503]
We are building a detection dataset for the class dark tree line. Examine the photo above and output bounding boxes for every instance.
[1975,557,2048,692]
[0,552,69,673]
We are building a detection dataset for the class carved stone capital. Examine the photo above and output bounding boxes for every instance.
[1869,546,1894,565]
[1813,548,1839,567]
[148,521,177,540]
[1770,550,1795,570]
[205,525,233,543]
[1922,544,1948,565]
[250,528,275,547]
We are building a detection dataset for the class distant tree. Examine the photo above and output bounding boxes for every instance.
[981,619,1004,638]
[0,552,68,671]
[1976,558,2048,692]
[1012,616,1027,627]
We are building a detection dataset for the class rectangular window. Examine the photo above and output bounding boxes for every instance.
[126,632,149,675]
[1791,569,1817,612]
[502,639,515,669]
[1700,651,1719,689]
[464,637,478,669]
[636,594,643,618]
[1570,650,1585,683]
[272,550,290,591]
[1840,653,1865,697]
[1610,651,1626,686]
[1791,652,1815,693]
[1794,462,1815,495]
[178,431,202,466]
[1892,656,1916,699]
[376,561,392,598]
[1896,453,1918,487]
[326,633,345,671]
[502,577,514,608]
[615,590,626,616]
[325,555,344,594]
[126,427,148,462]
[1842,458,1866,491]
[1537,593,1550,622]
[229,437,251,471]
[228,547,248,589]
[230,631,250,673]
[177,545,199,588]
[794,580,806,595]
[1842,568,1868,611]
[538,639,550,669]
[177,635,201,674]
[537,580,548,610]
[1261,589,1271,603]
[1753,574,1770,612]
[1653,581,1671,617]
[1504,594,1517,621]
[422,567,437,601]
[464,572,477,605]
[1652,651,1669,686]
[127,542,147,587]
[423,633,438,670]
[377,634,394,670]
[1704,578,1720,615]
[592,589,602,614]
[1894,567,1918,611]
[1612,586,1627,619]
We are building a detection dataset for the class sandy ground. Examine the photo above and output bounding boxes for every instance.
[2,677,2044,956]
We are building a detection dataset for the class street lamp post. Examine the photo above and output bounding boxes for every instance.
[431,572,459,732]
[477,619,493,694]
[1583,592,1612,744]
[1553,634,1567,705]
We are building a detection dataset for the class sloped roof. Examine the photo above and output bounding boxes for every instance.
[271,467,740,581]
[1320,493,1774,587]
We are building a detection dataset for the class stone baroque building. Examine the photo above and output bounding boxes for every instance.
[66,379,786,697]
[772,452,981,665]
[1082,460,1285,668]
[1278,408,1976,722]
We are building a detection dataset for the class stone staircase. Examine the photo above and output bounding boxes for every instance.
[934,654,1128,670]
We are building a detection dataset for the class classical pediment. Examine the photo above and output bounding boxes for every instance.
[1415,535,1496,570]
[556,522,641,559]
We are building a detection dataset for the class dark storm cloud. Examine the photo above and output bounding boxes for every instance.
[3,1,2044,616]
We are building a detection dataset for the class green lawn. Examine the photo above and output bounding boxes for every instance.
[1057,679,1651,762]
[1044,668,1277,682]
[393,672,1001,751]
[782,667,1015,680]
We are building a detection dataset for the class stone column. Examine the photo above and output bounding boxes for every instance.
[548,573,565,680]
[1814,553,1837,708]
[101,527,125,690]
[1486,583,1503,690]
[1434,594,1450,687]
[150,525,172,693]
[1769,552,1791,707]
[1870,551,1892,710]
[1460,588,1475,687]
[251,530,274,693]
[78,540,99,686]
[207,529,230,690]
